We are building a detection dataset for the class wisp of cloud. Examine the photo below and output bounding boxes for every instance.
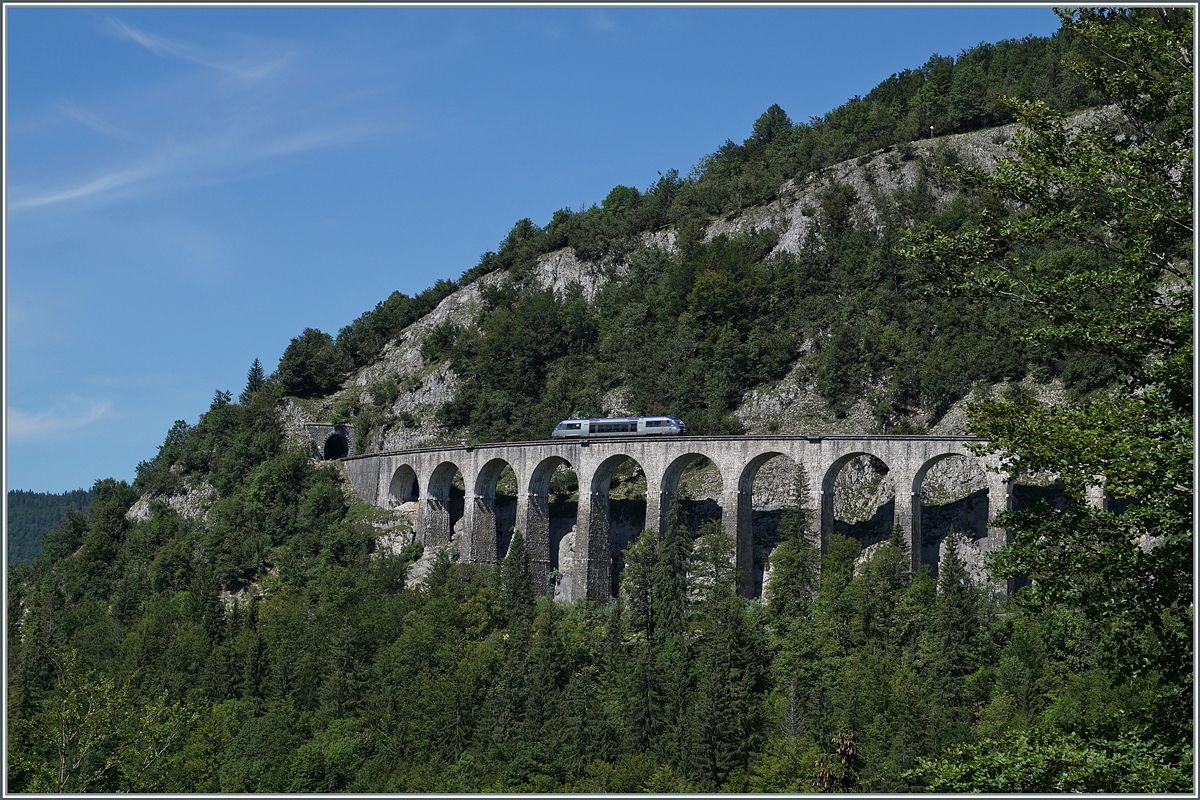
[8,400,113,441]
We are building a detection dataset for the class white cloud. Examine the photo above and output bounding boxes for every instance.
[9,162,167,211]
[57,104,142,142]
[106,18,291,80]
[8,400,113,441]
[257,118,394,158]
[7,19,401,213]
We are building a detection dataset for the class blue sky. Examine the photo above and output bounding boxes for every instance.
[5,5,1064,493]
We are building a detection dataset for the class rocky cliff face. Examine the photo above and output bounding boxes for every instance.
[296,122,1028,454]
[275,119,1076,590]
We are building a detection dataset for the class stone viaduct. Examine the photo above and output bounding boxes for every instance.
[341,435,1015,602]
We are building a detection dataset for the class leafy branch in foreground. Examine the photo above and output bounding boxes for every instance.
[905,728,1192,792]
[9,649,197,793]
[902,4,1192,748]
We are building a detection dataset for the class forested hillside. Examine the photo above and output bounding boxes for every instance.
[7,10,1191,793]
[274,24,1110,447]
[6,489,95,567]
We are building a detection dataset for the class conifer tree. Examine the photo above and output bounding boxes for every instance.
[209,389,232,410]
[500,530,535,624]
[626,634,662,754]
[239,358,266,403]
[765,470,820,632]
[913,531,986,741]
[934,532,982,682]
[620,530,659,641]
[651,497,692,643]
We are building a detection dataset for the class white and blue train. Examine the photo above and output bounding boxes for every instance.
[551,416,688,438]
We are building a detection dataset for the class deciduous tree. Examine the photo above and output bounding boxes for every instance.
[902,2,1193,766]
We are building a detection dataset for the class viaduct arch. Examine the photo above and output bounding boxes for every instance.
[342,435,1015,601]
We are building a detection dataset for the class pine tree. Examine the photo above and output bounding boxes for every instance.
[918,532,986,736]
[209,389,232,410]
[620,529,659,641]
[239,358,266,403]
[765,470,820,633]
[626,637,662,754]
[652,498,692,644]
[935,532,981,677]
[500,530,535,624]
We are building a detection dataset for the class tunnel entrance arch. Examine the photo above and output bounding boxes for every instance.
[322,434,350,460]
[305,424,356,461]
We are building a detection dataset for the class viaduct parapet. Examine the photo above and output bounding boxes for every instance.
[342,435,1015,601]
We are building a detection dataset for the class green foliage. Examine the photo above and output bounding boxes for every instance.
[901,2,1193,775]
[7,648,198,792]
[275,328,349,397]
[918,2,1194,651]
[499,531,535,624]
[8,408,1181,793]
[429,203,1050,437]
[6,488,95,565]
[238,358,266,404]
[668,33,1102,223]
[908,728,1193,793]
[438,285,600,440]
[273,29,1108,425]
[334,280,460,370]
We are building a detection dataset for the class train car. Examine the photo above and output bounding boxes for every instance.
[551,416,687,438]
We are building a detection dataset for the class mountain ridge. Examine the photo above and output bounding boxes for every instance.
[281,115,1072,457]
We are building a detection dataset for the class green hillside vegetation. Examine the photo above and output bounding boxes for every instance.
[276,25,1107,427]
[428,189,1058,442]
[6,489,96,566]
[6,10,1191,793]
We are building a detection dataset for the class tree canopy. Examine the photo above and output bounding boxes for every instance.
[902,6,1193,781]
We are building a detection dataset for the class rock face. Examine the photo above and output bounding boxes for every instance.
[705,125,1018,256]
[293,120,1025,466]
[267,120,1074,592]
[372,501,419,557]
[551,522,581,603]
[125,478,216,524]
